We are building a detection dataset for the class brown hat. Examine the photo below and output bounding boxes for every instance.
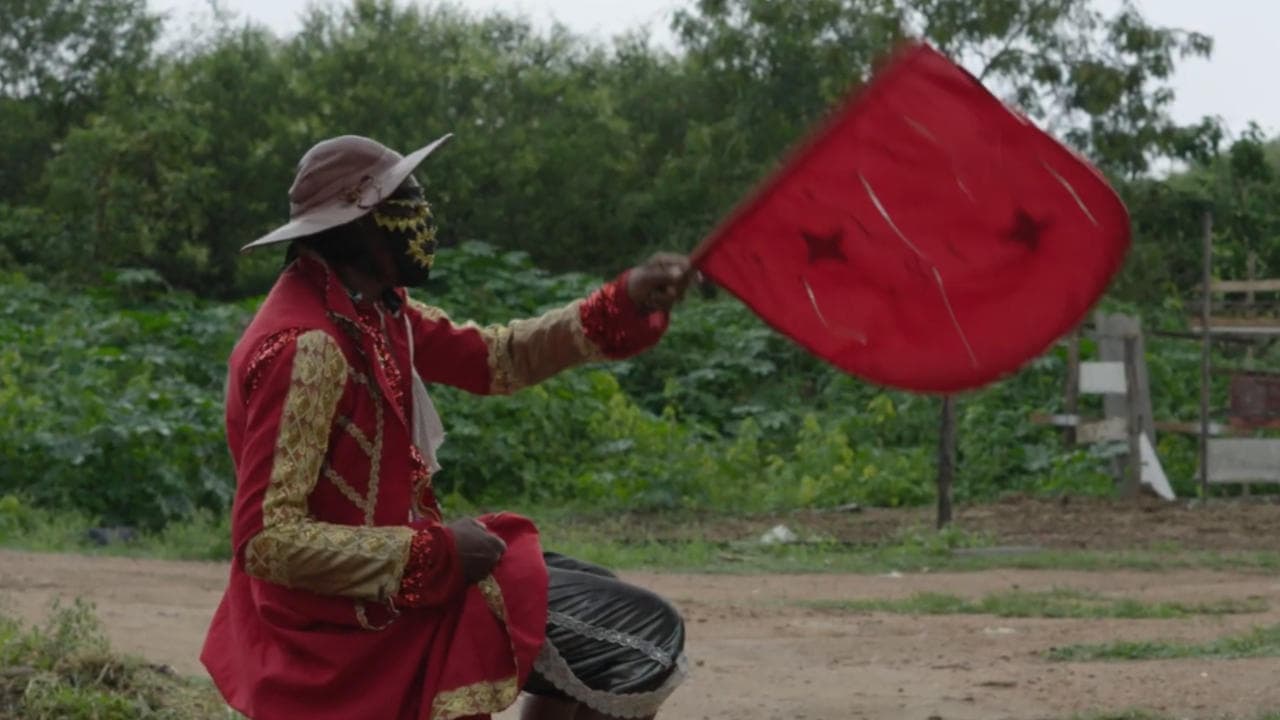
[241,133,452,253]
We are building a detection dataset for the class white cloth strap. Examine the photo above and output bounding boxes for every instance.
[404,314,446,474]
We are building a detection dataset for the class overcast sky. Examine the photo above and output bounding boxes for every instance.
[150,0,1278,138]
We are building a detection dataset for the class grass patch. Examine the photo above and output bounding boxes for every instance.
[1071,713,1170,720]
[1047,623,1280,662]
[1072,713,1185,720]
[0,598,234,719]
[0,496,230,561]
[539,520,997,573]
[4,500,1280,576]
[545,539,1280,575]
[539,517,1280,574]
[7,499,1280,576]
[803,588,1268,619]
[1070,707,1280,712]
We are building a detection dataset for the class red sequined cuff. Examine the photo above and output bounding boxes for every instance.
[244,328,303,396]
[579,270,669,359]
[394,524,464,608]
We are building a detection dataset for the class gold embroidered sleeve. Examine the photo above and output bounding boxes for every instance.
[479,300,606,395]
[407,297,605,396]
[242,330,415,601]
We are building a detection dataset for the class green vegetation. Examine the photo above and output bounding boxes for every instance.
[801,588,1268,619]
[1047,623,1280,662]
[0,241,1115,530]
[6,497,1280,575]
[1,0,1230,292]
[0,600,231,719]
[0,273,248,530]
[0,2,1277,537]
[551,542,1280,576]
[0,495,231,561]
[2,236,1270,532]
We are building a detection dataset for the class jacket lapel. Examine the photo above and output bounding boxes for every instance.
[300,254,413,437]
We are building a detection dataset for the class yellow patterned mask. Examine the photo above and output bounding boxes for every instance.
[373,184,437,285]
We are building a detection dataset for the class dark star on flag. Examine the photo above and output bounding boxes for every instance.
[1006,209,1051,250]
[801,228,847,264]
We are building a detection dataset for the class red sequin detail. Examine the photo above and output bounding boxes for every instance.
[244,328,303,395]
[579,273,668,359]
[408,444,440,520]
[354,305,406,416]
[395,528,437,607]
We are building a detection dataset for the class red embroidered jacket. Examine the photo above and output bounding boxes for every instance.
[201,253,667,720]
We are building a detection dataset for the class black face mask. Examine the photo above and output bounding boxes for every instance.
[372,183,437,287]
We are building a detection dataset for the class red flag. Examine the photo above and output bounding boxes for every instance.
[692,43,1130,393]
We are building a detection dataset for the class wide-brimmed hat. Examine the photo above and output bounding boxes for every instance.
[241,133,452,253]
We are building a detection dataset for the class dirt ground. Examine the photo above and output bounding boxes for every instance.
[3,499,1280,719]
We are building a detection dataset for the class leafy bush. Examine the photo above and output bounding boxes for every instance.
[0,272,249,529]
[5,240,1243,532]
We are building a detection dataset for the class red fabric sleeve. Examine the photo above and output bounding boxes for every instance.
[579,270,669,359]
[402,270,669,397]
[394,522,466,608]
[403,305,495,394]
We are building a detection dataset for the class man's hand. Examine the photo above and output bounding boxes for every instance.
[447,518,506,584]
[627,253,696,312]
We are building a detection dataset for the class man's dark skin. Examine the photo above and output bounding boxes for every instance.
[328,209,694,720]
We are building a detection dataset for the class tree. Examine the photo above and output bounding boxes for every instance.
[634,1,905,257]
[1117,127,1280,306]
[671,0,1218,184]
[284,0,660,274]
[0,0,160,203]
[41,23,297,295]
[904,0,1216,177]
[1,0,1243,298]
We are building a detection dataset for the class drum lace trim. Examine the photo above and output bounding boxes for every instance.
[531,641,688,718]
[547,610,675,668]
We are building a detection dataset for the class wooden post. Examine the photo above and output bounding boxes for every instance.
[1096,314,1156,444]
[1200,211,1213,499]
[1245,252,1257,370]
[1246,252,1258,306]
[1240,252,1254,498]
[937,396,956,529]
[1096,313,1155,489]
[1063,330,1081,448]
[1123,335,1143,497]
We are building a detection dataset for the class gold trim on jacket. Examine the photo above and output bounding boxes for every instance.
[243,330,413,601]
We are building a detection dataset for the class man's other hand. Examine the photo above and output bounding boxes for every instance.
[447,518,506,584]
